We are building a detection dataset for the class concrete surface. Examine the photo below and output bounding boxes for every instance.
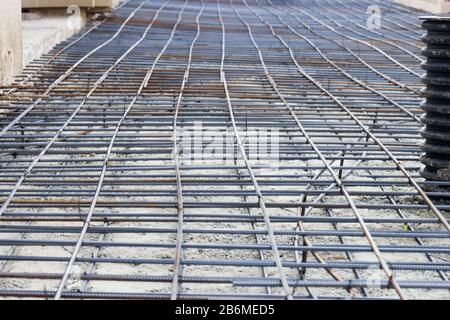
[0,0,23,86]
[395,0,450,13]
[1,0,118,86]
[22,0,119,9]
[22,8,89,66]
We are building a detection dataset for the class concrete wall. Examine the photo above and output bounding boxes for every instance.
[22,8,89,66]
[0,0,23,86]
[1,0,119,86]
[22,0,119,9]
[395,0,450,14]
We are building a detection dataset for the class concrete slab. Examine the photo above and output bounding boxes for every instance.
[0,0,23,86]
[395,0,450,14]
[22,9,89,66]
[22,0,119,9]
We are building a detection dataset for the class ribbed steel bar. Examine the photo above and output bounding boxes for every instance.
[0,0,132,97]
[0,0,152,138]
[319,0,423,51]
[281,0,422,78]
[260,0,450,233]
[0,0,449,300]
[232,0,406,298]
[218,1,294,299]
[0,0,172,217]
[247,1,447,291]
[170,0,205,299]
[53,0,190,299]
[253,0,421,123]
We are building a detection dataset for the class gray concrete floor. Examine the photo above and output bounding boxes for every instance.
[22,10,88,66]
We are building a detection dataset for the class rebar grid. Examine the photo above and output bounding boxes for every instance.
[0,0,449,300]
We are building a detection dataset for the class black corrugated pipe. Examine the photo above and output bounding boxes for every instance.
[420,16,450,200]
